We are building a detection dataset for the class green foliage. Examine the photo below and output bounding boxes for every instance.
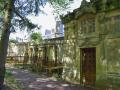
[49,0,70,7]
[5,69,22,90]
[49,0,72,14]
[0,0,72,31]
[9,39,18,43]
[5,69,12,77]
[30,32,42,44]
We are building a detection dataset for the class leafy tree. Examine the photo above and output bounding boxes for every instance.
[9,39,18,43]
[0,0,72,88]
[30,32,42,44]
[49,0,71,14]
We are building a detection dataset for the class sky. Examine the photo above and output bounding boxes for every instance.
[10,0,90,41]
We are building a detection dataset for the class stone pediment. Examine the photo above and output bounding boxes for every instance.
[75,0,96,18]
[61,0,97,23]
[60,11,75,24]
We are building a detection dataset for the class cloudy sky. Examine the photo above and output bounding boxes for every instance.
[10,0,90,41]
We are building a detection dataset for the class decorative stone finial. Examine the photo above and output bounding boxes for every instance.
[81,0,88,7]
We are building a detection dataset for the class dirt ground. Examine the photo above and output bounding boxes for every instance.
[4,63,94,90]
[9,68,82,90]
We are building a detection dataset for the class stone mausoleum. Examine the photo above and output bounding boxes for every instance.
[61,0,120,89]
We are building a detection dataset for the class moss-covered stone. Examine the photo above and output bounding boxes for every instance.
[61,0,120,89]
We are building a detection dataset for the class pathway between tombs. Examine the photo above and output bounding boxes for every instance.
[9,68,82,90]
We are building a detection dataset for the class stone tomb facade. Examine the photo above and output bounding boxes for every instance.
[61,0,120,89]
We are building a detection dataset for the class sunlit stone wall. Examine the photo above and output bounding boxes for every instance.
[62,16,80,84]
[61,0,120,89]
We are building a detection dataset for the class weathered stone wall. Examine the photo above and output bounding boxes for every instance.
[61,0,120,89]
[95,10,120,89]
[62,19,80,84]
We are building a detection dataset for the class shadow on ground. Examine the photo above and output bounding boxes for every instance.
[2,85,13,90]
[10,68,83,90]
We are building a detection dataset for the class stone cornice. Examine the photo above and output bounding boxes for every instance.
[75,2,96,19]
[61,0,120,24]
[60,11,76,24]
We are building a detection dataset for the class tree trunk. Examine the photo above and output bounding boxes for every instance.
[0,0,13,89]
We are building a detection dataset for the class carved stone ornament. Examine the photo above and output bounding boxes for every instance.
[97,13,106,23]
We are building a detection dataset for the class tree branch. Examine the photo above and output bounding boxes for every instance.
[13,8,26,22]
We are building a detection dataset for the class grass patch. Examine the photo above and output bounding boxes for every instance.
[5,69,22,90]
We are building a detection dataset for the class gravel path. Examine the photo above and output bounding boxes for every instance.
[8,68,83,90]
